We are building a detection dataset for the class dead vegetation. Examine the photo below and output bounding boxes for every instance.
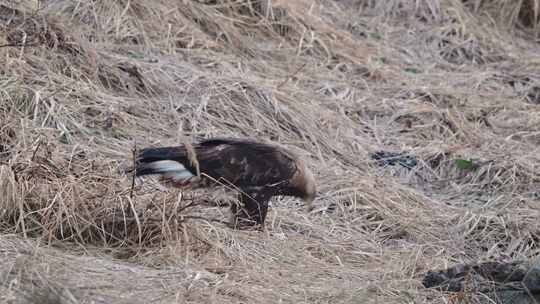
[0,0,539,303]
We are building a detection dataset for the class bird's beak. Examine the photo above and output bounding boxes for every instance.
[303,195,316,212]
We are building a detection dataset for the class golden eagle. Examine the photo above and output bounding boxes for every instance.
[134,137,316,228]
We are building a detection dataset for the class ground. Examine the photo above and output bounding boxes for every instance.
[1,0,539,303]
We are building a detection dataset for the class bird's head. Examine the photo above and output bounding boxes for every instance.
[300,166,317,210]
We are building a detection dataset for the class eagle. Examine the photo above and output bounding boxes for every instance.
[134,137,316,228]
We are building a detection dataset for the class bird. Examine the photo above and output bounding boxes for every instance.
[133,137,316,228]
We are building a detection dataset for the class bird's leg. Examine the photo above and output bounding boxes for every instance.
[230,191,270,229]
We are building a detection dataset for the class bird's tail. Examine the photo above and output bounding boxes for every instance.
[135,147,196,183]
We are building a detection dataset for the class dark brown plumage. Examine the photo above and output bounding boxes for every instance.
[134,137,316,228]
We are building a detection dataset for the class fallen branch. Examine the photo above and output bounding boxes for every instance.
[422,259,540,295]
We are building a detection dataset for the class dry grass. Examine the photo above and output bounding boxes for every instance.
[1,0,540,303]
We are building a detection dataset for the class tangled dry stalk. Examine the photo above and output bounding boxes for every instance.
[1,0,540,303]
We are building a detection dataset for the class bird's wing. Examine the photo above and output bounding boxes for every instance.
[194,140,298,189]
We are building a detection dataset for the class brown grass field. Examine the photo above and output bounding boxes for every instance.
[1,0,540,303]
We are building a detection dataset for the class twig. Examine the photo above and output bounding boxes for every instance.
[126,196,142,246]
[110,214,231,227]
[130,141,137,199]
[180,215,232,226]
[177,200,200,213]
[182,136,200,178]
[277,62,308,89]
[0,43,40,48]
[31,136,43,162]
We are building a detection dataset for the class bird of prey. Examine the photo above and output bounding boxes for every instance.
[134,137,316,228]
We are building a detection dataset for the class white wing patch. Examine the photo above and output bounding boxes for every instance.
[148,160,188,172]
[146,160,196,185]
